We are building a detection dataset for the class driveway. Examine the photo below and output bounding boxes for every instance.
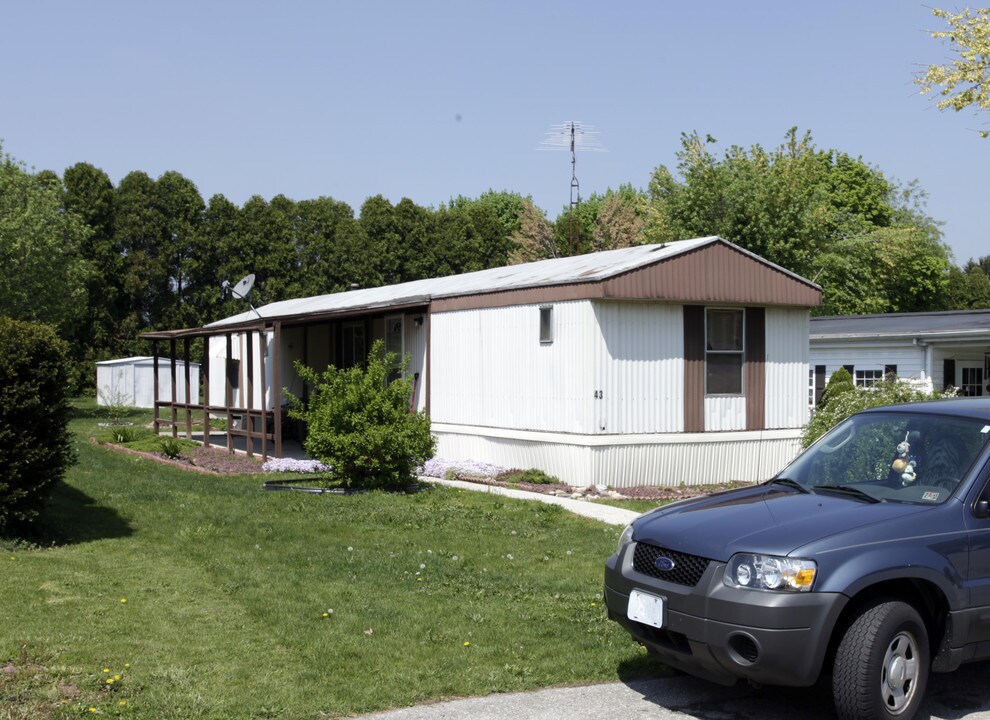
[358,662,990,719]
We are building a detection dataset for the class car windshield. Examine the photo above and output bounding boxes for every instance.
[780,410,990,505]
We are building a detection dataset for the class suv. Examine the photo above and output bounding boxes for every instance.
[605,399,990,720]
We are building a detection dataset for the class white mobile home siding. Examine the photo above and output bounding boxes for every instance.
[591,301,684,434]
[429,301,597,433]
[765,307,811,428]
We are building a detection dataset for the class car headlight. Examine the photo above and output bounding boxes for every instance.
[724,554,816,592]
[616,524,634,554]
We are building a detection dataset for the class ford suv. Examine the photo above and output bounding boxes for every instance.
[605,399,990,720]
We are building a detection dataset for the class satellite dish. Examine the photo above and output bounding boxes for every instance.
[230,274,255,300]
[220,273,261,318]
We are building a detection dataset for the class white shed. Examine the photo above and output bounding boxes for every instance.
[96,356,200,409]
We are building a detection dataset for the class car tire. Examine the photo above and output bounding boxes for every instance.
[832,600,929,720]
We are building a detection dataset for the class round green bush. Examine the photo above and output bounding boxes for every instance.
[0,317,76,537]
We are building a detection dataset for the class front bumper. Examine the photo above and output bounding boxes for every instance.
[604,544,847,687]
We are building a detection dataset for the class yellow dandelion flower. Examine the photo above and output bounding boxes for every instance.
[88,708,96,714]
[120,598,127,604]
[463,641,471,647]
[124,663,130,668]
[322,612,329,617]
[119,699,128,706]
[107,678,114,684]
[114,674,121,680]
[103,668,110,674]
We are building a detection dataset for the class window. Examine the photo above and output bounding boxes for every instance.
[342,321,366,368]
[705,308,743,395]
[855,369,884,387]
[539,306,553,344]
[961,366,984,397]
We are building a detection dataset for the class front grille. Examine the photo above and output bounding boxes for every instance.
[632,542,711,587]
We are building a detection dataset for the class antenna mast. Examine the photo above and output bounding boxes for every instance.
[538,121,605,253]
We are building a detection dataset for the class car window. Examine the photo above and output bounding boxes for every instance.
[784,411,990,504]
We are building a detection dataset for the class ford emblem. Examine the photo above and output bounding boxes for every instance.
[655,556,676,572]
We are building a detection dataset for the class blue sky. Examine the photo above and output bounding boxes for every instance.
[2,1,986,263]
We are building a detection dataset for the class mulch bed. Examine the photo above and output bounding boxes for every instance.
[94,439,266,475]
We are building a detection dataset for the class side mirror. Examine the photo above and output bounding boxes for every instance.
[975,499,990,519]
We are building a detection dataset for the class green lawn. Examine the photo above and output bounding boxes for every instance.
[0,401,664,719]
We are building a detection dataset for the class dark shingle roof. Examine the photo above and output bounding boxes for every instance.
[810,309,990,340]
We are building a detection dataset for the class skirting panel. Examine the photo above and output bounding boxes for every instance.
[432,428,803,489]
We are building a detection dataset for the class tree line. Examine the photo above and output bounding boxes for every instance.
[2,128,988,392]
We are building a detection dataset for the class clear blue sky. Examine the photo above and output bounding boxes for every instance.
[2,1,986,263]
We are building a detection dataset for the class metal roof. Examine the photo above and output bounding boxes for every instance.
[209,236,816,329]
[811,309,990,340]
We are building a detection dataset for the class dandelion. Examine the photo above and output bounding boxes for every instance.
[106,678,115,684]
[114,674,121,680]
[119,700,128,706]
[103,668,110,674]
[419,563,426,569]
[124,663,130,668]
[566,550,573,556]
[417,577,423,582]
[426,549,432,555]
[347,546,353,552]
[120,598,127,604]
[463,641,471,647]
[89,708,96,714]
[451,555,459,561]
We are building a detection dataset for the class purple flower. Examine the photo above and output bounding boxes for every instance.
[262,457,332,474]
[417,458,510,479]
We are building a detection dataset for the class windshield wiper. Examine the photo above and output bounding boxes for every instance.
[764,477,812,494]
[812,484,884,503]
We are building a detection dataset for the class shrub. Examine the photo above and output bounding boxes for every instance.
[817,367,856,409]
[803,376,955,448]
[0,317,76,537]
[498,468,561,485]
[157,437,184,460]
[288,340,435,491]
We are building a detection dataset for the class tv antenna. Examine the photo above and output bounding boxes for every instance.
[221,273,262,318]
[538,121,605,252]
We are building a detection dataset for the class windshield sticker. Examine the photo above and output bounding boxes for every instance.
[922,491,940,502]
[983,425,990,434]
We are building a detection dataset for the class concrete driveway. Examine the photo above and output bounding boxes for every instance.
[358,661,990,719]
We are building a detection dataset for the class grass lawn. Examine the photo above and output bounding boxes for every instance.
[0,401,664,719]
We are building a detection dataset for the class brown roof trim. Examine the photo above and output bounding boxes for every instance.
[433,240,821,312]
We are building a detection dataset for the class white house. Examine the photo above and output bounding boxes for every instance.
[143,236,822,487]
[809,310,990,404]
[96,356,200,409]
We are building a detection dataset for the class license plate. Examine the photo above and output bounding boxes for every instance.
[627,589,665,629]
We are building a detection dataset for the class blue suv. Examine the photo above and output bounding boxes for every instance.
[605,399,990,720]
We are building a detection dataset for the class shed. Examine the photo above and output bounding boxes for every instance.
[96,356,201,409]
[143,236,822,487]
[810,310,990,403]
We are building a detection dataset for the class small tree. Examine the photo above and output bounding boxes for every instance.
[288,340,435,490]
[0,317,77,537]
[817,367,856,409]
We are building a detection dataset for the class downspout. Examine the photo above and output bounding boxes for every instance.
[913,338,932,388]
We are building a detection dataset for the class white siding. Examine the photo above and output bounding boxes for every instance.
[430,302,597,433]
[704,396,746,431]
[433,425,803,488]
[208,331,274,409]
[96,358,200,409]
[765,307,810,428]
[592,301,684,434]
[404,315,427,412]
[810,341,927,385]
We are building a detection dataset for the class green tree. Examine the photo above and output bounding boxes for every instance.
[0,145,91,334]
[510,199,559,263]
[288,340,435,490]
[916,6,990,137]
[644,128,952,315]
[156,171,206,329]
[64,162,121,355]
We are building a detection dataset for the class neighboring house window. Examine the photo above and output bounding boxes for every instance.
[705,308,743,395]
[961,366,984,396]
[540,306,553,344]
[855,369,884,387]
